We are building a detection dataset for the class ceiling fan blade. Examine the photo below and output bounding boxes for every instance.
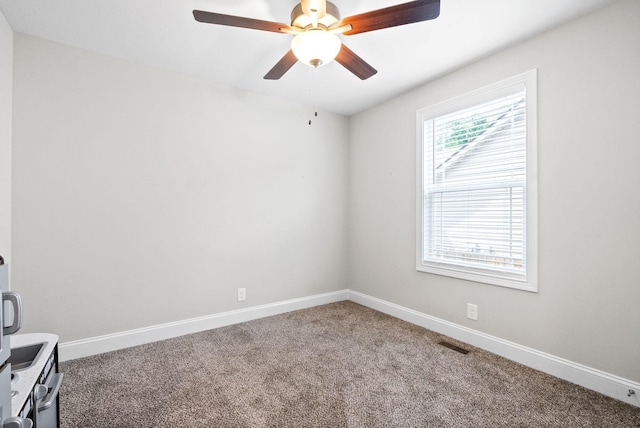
[339,0,440,35]
[193,10,291,34]
[335,44,377,80]
[264,50,299,80]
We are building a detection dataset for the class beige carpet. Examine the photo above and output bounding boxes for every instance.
[60,301,640,427]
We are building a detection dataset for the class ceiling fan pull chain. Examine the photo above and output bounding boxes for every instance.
[314,68,319,121]
[308,68,320,125]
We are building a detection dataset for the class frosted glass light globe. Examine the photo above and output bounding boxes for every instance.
[291,29,342,67]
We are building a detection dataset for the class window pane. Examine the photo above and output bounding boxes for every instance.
[428,92,526,189]
[424,187,525,272]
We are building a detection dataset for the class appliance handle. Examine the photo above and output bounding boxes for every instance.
[37,373,64,412]
[2,291,23,335]
[2,417,33,428]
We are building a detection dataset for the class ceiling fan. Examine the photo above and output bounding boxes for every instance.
[193,0,440,80]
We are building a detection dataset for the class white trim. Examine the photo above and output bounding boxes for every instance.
[59,290,348,361]
[347,290,640,408]
[59,288,639,408]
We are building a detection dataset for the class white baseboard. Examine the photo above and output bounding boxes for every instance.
[59,288,639,408]
[59,290,349,362]
[347,289,640,408]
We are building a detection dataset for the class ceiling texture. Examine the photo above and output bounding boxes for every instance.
[0,0,616,116]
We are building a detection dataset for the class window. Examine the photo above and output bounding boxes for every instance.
[416,70,537,291]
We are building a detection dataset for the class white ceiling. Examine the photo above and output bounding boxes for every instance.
[0,0,616,116]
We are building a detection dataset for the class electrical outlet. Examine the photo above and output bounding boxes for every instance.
[237,288,246,302]
[467,303,478,321]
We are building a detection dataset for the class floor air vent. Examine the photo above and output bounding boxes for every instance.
[438,341,469,355]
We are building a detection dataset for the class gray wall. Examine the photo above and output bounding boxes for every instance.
[12,34,349,342]
[0,10,11,267]
[348,0,640,382]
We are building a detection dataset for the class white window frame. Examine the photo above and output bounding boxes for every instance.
[416,70,538,292]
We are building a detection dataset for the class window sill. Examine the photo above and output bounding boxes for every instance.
[417,262,538,292]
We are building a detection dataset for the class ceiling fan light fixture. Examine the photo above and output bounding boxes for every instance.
[291,29,342,68]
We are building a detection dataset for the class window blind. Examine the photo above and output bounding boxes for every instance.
[422,90,527,278]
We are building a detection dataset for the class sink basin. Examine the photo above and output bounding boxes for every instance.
[9,333,60,418]
[8,342,45,371]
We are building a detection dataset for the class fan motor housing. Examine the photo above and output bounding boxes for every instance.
[290,1,341,29]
